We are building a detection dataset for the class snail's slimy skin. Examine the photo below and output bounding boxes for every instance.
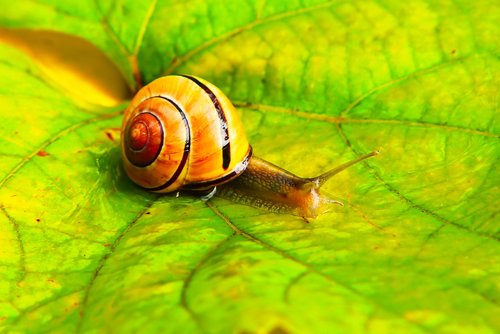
[215,156,333,218]
[121,75,378,219]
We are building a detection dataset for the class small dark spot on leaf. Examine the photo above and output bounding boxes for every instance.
[47,278,55,283]
[105,131,114,141]
[37,150,49,157]
[103,243,110,247]
[36,218,41,223]
[146,211,151,215]
[451,49,456,54]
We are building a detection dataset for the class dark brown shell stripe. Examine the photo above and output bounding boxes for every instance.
[145,96,191,191]
[180,75,232,170]
[182,146,253,190]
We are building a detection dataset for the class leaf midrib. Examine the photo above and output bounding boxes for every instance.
[237,101,498,138]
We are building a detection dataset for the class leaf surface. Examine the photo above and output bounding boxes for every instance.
[0,0,498,333]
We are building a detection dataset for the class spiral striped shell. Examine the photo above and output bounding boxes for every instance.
[121,75,252,193]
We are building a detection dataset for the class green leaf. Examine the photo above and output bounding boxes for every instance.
[0,0,498,333]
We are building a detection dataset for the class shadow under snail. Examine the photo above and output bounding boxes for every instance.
[121,75,378,219]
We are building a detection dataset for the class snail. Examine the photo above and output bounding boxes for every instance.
[121,75,377,219]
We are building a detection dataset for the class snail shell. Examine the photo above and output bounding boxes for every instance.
[121,75,252,193]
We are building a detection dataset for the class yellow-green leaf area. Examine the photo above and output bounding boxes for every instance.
[0,0,498,333]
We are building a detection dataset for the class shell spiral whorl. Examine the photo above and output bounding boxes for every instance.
[124,112,163,167]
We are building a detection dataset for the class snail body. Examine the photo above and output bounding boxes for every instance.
[121,75,377,219]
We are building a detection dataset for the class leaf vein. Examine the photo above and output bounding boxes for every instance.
[283,270,309,304]
[234,101,498,138]
[206,202,430,332]
[336,124,499,242]
[133,0,158,56]
[0,111,122,191]
[338,54,474,117]
[76,197,158,332]
[180,232,237,333]
[163,0,337,74]
[0,206,26,283]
